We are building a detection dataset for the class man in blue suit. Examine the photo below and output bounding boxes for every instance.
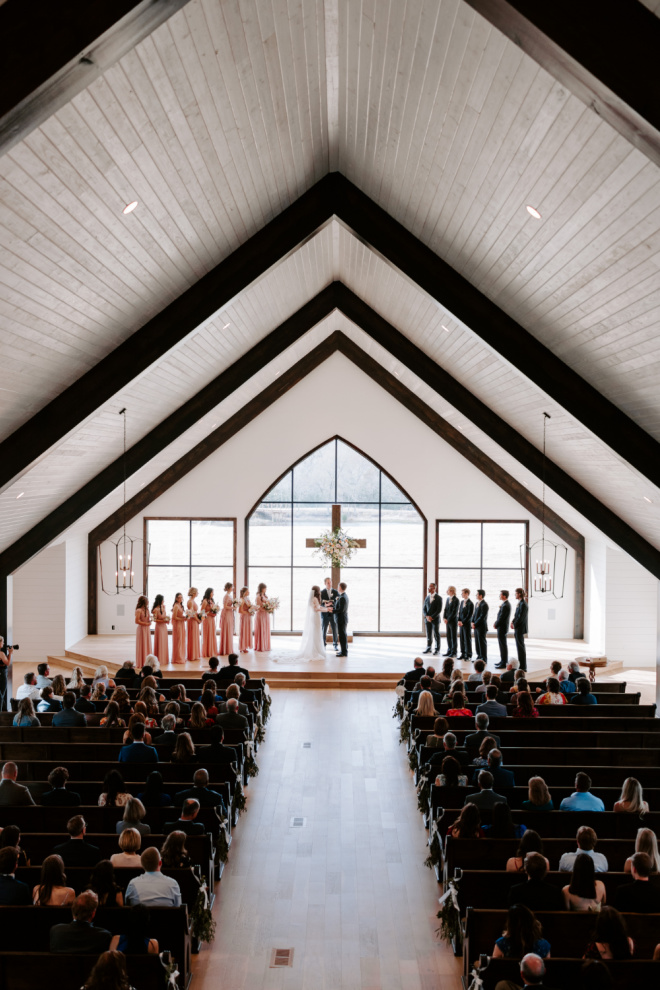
[118,721,158,763]
[0,846,31,904]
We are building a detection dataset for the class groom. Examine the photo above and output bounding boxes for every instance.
[334,582,349,657]
[321,577,339,650]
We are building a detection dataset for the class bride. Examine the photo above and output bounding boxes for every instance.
[291,585,331,661]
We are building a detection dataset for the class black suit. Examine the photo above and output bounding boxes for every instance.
[334,592,349,656]
[52,838,100,867]
[458,598,474,658]
[50,920,112,954]
[164,818,205,836]
[614,879,660,913]
[428,746,470,770]
[197,742,239,766]
[402,666,426,685]
[464,729,501,758]
[321,587,339,648]
[422,593,442,652]
[176,784,227,816]
[443,596,459,656]
[494,599,512,664]
[512,598,528,670]
[215,663,250,683]
[473,599,489,660]
[508,878,564,911]
[0,874,31,905]
[41,787,81,807]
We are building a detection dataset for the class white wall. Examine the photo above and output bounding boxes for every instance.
[65,534,88,648]
[13,543,66,661]
[605,547,658,667]
[96,354,576,638]
[585,539,607,651]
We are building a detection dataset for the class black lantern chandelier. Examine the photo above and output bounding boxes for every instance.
[520,412,567,600]
[98,408,150,595]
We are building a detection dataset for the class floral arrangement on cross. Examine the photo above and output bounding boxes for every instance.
[313,527,361,569]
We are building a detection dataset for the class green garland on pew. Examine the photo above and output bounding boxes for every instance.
[190,878,217,944]
[417,773,431,815]
[424,819,442,871]
[392,697,404,720]
[435,880,461,945]
[217,823,230,864]
[232,780,247,818]
[261,693,272,724]
[399,713,410,746]
[245,751,259,777]
[255,719,266,745]
[408,746,418,773]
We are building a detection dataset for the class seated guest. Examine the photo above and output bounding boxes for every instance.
[32,853,75,906]
[0,761,35,806]
[161,830,196,870]
[474,670,492,695]
[171,731,197,764]
[424,717,448,748]
[66,666,85,691]
[560,772,605,812]
[491,904,551,960]
[99,770,131,808]
[132,661,156,690]
[111,902,158,954]
[52,691,87,727]
[522,776,554,812]
[467,659,485,684]
[125,847,182,907]
[122,713,152,746]
[138,685,163,718]
[110,828,142,868]
[483,801,525,839]
[87,859,124,907]
[484,749,515,790]
[74,683,96,713]
[133,700,157,729]
[500,658,519,684]
[0,846,31,904]
[116,796,151,837]
[614,776,649,814]
[559,826,608,873]
[614,852,660,913]
[445,690,473,719]
[447,802,483,839]
[164,798,205,836]
[37,686,61,713]
[51,675,67,701]
[163,701,184,726]
[215,697,249,732]
[412,674,439,702]
[476,684,507,718]
[624,828,660,874]
[91,682,108,703]
[152,714,178,749]
[411,690,437,717]
[100,700,126,728]
[442,675,466,704]
[197,725,239,765]
[114,660,136,683]
[12,697,40,726]
[177,768,228,816]
[464,713,500,757]
[83,951,137,990]
[583,906,634,959]
[36,662,53,688]
[234,672,257,710]
[201,656,221,682]
[558,668,576,695]
[472,735,498,768]
[512,690,539,719]
[216,683,250,717]
[53,815,100,867]
[463,771,508,811]
[566,659,582,683]
[428,731,470,770]
[506,830,549,873]
[41,766,81,807]
[216,653,250,683]
[508,852,564,910]
[118,721,158,763]
[434,755,467,788]
[49,890,112,953]
[92,665,114,691]
[189,700,214,729]
[433,657,454,686]
[535,676,566,705]
[169,683,191,714]
[0,825,29,867]
[109,685,133,716]
[563,853,607,911]
[16,671,40,702]
[571,677,598,705]
[496,954,551,989]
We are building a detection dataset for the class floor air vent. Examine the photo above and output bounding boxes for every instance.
[270,948,294,968]
[302,742,311,748]
[289,816,307,828]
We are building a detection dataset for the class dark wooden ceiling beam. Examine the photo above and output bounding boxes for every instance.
[0,0,194,156]
[463,0,660,169]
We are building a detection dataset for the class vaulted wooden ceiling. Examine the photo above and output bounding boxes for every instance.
[1,0,659,581]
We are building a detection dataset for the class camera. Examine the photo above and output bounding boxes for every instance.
[4,644,19,651]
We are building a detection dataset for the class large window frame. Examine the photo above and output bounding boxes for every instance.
[143,517,237,601]
[245,438,428,635]
[435,519,529,600]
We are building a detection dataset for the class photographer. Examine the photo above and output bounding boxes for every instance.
[0,637,13,712]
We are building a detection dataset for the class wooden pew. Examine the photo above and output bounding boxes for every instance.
[409,704,657,723]
[430,763,660,787]
[435,808,656,839]
[0,804,225,838]
[430,784,660,817]
[16,865,204,907]
[464,957,657,990]
[0,953,169,990]
[20,778,230,806]
[445,837,634,879]
[455,870,660,912]
[10,760,239,789]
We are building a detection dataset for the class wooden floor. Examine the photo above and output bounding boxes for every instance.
[193,689,462,990]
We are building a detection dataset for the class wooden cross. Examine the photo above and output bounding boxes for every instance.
[305,503,367,589]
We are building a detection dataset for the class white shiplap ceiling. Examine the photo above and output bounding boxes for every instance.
[1,0,659,562]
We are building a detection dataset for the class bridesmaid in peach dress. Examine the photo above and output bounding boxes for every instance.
[135,596,152,669]
[186,587,201,662]
[219,582,235,655]
[151,594,170,667]
[238,586,253,653]
[201,587,217,658]
[253,582,271,653]
[171,592,186,665]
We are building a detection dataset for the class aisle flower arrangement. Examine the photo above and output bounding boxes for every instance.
[312,526,361,568]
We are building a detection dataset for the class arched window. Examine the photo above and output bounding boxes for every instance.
[246,438,426,633]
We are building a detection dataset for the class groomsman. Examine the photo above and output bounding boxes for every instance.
[457,589,474,660]
[511,587,528,671]
[321,577,339,650]
[472,590,489,662]
[443,586,459,657]
[494,590,512,669]
[422,584,442,655]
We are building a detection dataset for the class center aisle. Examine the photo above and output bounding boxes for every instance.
[193,689,462,990]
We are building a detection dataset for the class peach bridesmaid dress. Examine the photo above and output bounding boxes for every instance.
[201,598,217,658]
[254,593,271,652]
[239,597,253,653]
[152,604,170,666]
[186,598,201,662]
[171,602,186,664]
[219,592,235,655]
[135,607,151,669]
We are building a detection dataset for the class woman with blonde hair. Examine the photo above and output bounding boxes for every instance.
[624,828,660,873]
[135,596,152,669]
[186,587,201,662]
[110,827,142,867]
[413,690,437,717]
[50,674,66,701]
[66,666,86,691]
[93,665,114,690]
[614,777,649,815]
[13,697,40,727]
[522,776,554,812]
[91,681,108,703]
[116,796,150,836]
[475,669,492,695]
[188,701,212,729]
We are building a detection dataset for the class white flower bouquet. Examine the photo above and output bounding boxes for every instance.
[261,596,280,614]
[313,527,361,568]
[208,603,220,616]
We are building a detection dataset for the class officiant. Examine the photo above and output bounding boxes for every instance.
[321,577,339,650]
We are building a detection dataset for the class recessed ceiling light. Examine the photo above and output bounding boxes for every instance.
[222,323,230,329]
[643,496,653,504]
[122,201,138,215]
[393,371,400,379]
[526,205,542,219]
[16,492,24,499]
[441,325,450,332]
[211,423,217,428]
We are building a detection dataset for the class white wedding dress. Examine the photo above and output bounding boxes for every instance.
[290,590,327,662]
